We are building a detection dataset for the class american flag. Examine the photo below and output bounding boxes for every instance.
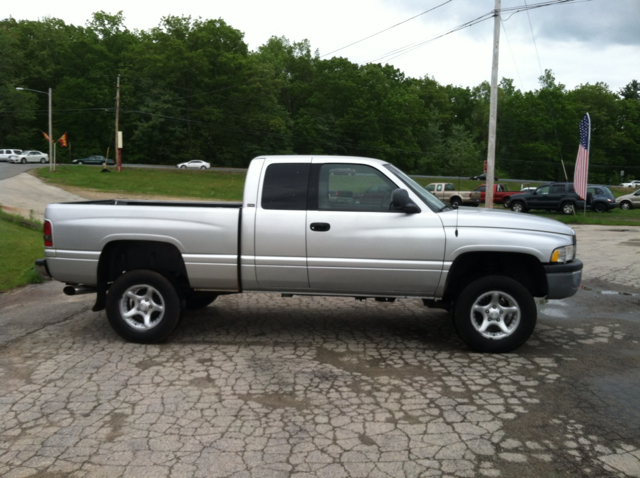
[574,114,590,200]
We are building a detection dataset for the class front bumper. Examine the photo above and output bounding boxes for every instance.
[544,259,583,299]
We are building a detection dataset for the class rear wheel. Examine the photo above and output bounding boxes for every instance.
[40,158,45,163]
[594,202,607,213]
[453,275,537,353]
[450,197,461,209]
[620,201,632,210]
[106,270,181,343]
[200,166,206,169]
[561,202,575,215]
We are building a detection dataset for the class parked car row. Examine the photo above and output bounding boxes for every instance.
[0,149,48,163]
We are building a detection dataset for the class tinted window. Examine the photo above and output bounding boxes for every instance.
[551,185,565,194]
[445,184,454,191]
[537,186,550,195]
[261,163,310,210]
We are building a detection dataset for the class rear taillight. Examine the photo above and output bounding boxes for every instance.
[44,220,53,247]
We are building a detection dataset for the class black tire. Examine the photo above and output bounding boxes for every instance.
[40,158,45,163]
[593,202,607,213]
[453,275,537,353]
[21,158,26,164]
[200,166,206,169]
[180,165,186,169]
[620,201,632,211]
[510,201,525,212]
[185,292,218,310]
[106,270,181,343]
[561,202,575,215]
[78,161,84,165]
[502,198,510,208]
[450,197,461,209]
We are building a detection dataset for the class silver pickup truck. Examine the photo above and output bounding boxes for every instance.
[36,155,583,353]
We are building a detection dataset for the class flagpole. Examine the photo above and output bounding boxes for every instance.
[585,113,590,215]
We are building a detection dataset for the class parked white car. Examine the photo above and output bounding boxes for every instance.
[0,149,22,162]
[9,150,49,164]
[619,180,640,188]
[176,160,210,170]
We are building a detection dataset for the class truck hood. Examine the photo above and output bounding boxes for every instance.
[438,207,575,236]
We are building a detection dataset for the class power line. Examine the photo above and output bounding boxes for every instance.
[368,0,593,64]
[320,0,453,58]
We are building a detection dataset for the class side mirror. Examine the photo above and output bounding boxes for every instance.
[392,189,421,213]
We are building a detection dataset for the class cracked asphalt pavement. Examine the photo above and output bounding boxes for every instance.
[1,173,639,477]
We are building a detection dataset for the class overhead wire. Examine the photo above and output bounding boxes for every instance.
[320,0,453,58]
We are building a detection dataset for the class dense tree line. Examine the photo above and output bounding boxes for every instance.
[1,12,639,182]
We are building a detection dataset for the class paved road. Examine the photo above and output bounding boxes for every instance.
[1,173,639,477]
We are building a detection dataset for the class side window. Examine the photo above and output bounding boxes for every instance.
[551,185,565,194]
[445,184,454,191]
[425,184,435,192]
[318,164,397,212]
[261,163,310,210]
[537,186,550,195]
[437,184,442,192]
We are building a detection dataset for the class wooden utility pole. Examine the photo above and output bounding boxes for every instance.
[485,0,501,208]
[115,75,122,172]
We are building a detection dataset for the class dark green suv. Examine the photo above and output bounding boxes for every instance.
[505,182,585,215]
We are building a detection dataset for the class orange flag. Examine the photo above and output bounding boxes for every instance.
[59,132,68,147]
[43,132,51,142]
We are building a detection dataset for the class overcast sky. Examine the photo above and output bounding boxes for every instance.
[4,0,639,93]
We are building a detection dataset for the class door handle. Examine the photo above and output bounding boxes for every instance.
[310,222,331,232]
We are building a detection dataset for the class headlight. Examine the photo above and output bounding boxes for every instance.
[551,245,575,263]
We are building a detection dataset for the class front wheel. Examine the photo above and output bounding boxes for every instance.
[453,275,537,353]
[106,270,181,343]
[180,165,186,169]
[40,158,46,163]
[620,201,632,210]
[510,201,525,212]
[21,158,26,164]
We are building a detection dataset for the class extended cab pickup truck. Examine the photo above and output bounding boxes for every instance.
[425,183,480,208]
[36,155,583,353]
[474,183,522,206]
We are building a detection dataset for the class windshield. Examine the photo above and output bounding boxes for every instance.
[384,164,446,212]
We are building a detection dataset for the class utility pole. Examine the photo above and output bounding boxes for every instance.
[115,75,122,172]
[485,0,500,208]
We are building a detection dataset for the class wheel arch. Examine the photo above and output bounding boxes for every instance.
[93,240,190,311]
[442,252,547,305]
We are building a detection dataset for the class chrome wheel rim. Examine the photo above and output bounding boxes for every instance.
[470,290,521,340]
[512,203,523,212]
[621,202,630,210]
[119,284,165,330]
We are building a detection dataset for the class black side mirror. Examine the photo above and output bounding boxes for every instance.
[392,189,421,213]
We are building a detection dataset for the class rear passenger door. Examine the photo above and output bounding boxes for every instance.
[253,160,311,290]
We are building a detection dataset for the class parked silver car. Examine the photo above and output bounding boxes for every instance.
[9,150,49,164]
[616,189,640,210]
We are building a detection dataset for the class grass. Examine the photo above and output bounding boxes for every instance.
[36,165,246,201]
[0,209,44,292]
